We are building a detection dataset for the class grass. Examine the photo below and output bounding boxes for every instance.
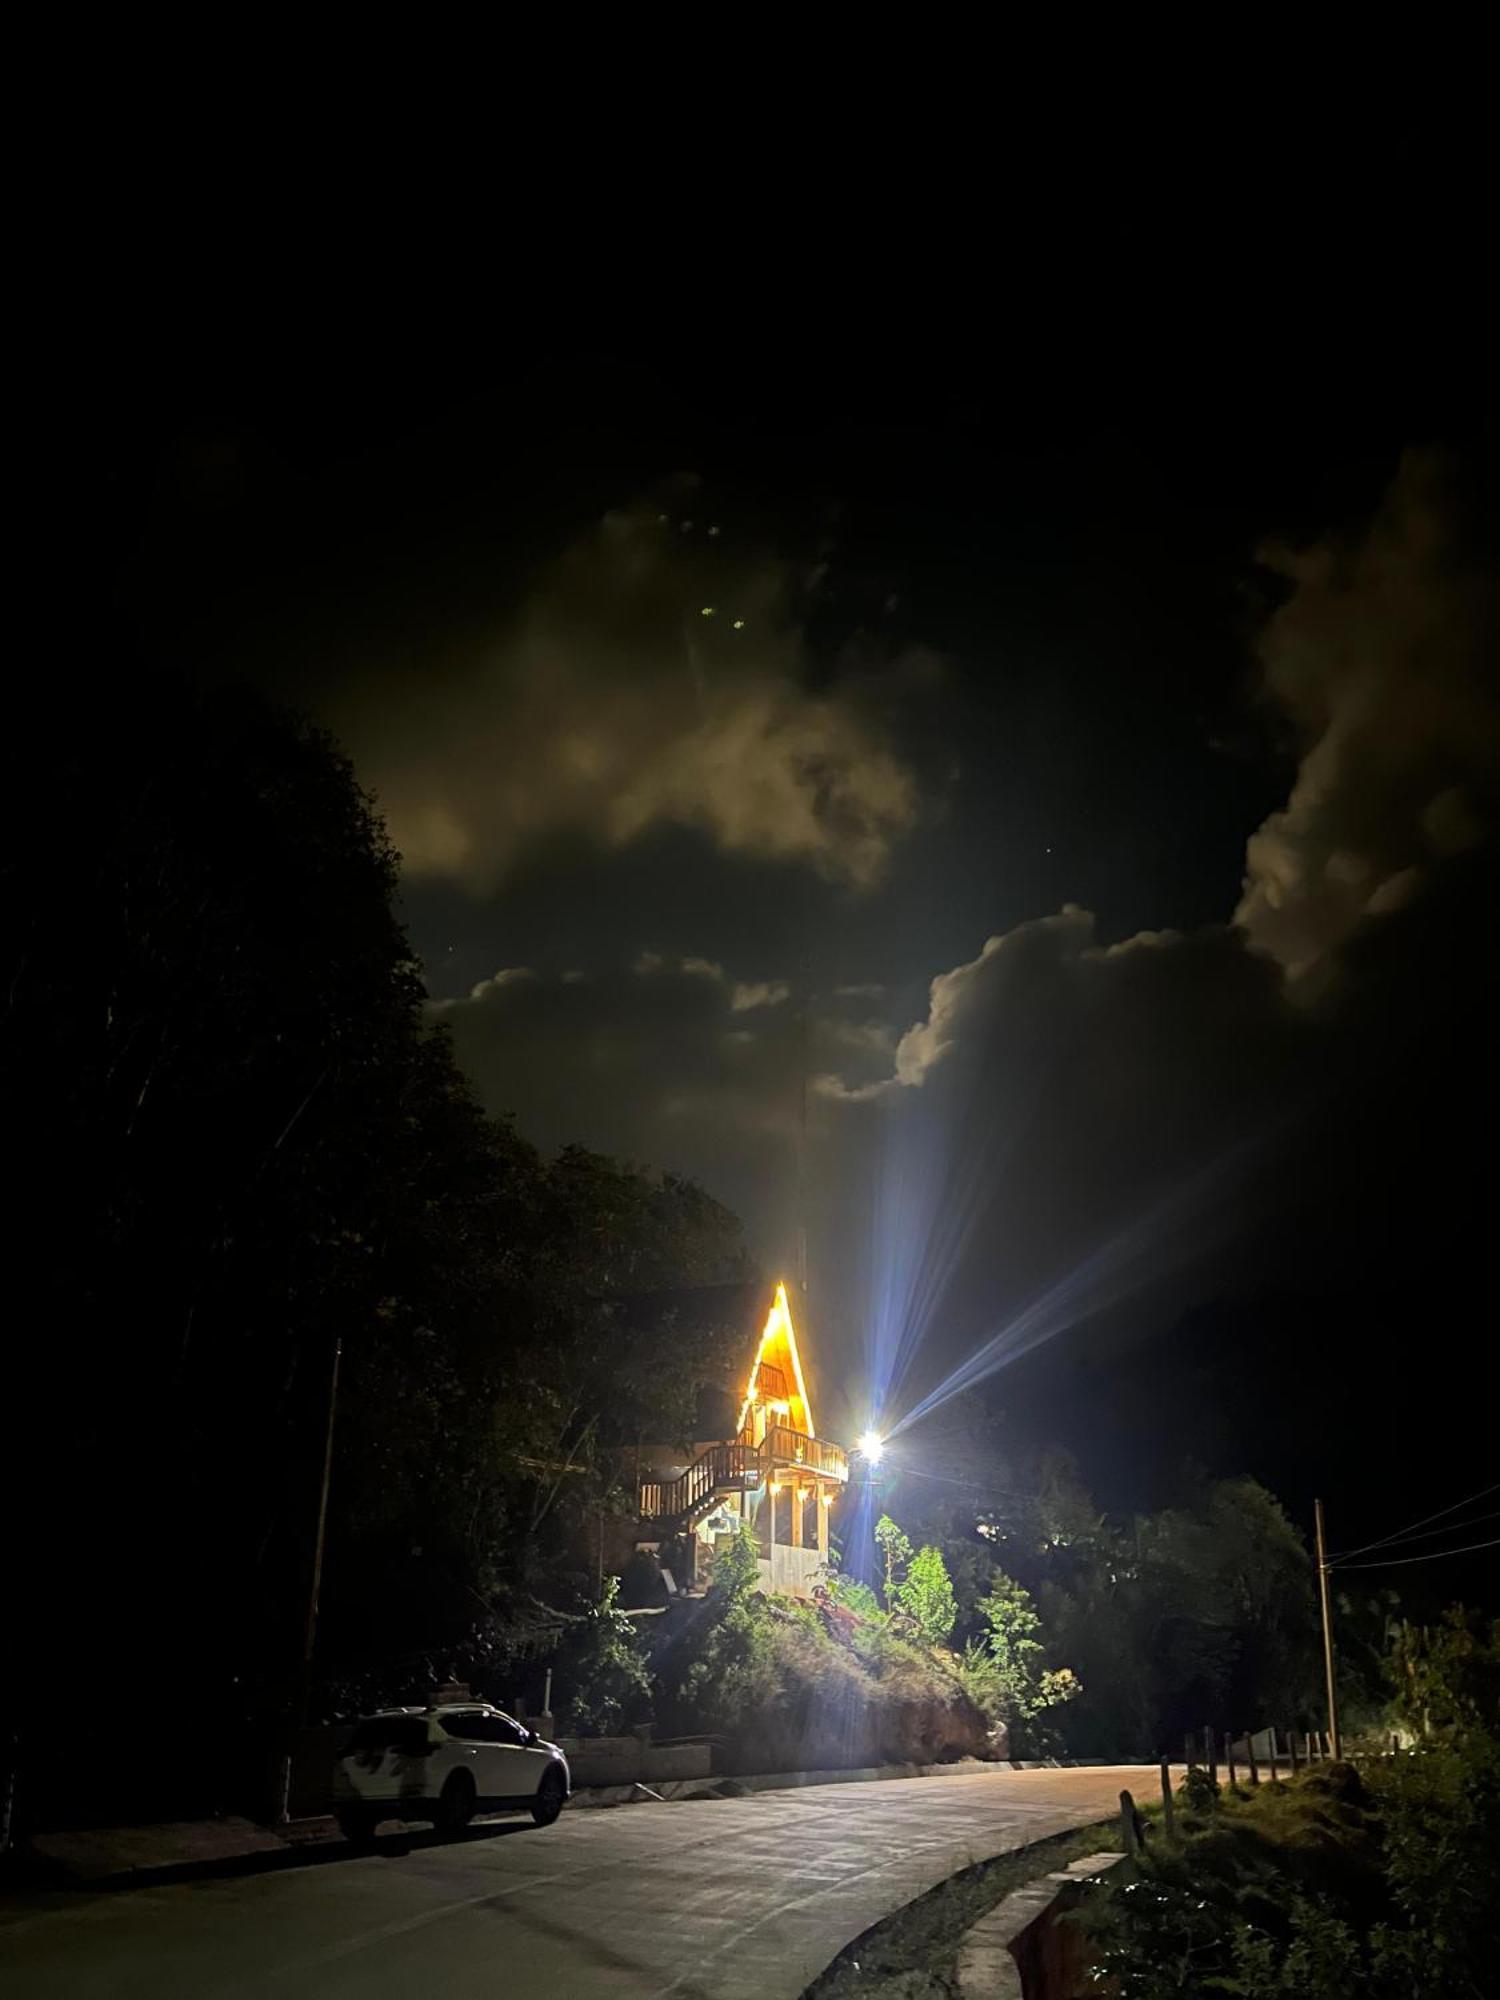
[801,1820,1118,2000]
[1143,1767,1384,1910]
[1080,1753,1500,1998]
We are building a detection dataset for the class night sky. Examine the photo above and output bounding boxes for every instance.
[80,335,1498,1604]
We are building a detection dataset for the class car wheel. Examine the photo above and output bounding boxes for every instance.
[531,1767,567,1827]
[336,1805,379,1847]
[433,1770,476,1834]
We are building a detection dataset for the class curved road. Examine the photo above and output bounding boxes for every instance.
[0,1765,1149,1998]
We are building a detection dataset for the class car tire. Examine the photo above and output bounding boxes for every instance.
[433,1770,476,1834]
[531,1767,567,1827]
[336,1806,379,1847]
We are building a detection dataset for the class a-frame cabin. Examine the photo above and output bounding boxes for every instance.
[637,1282,849,1597]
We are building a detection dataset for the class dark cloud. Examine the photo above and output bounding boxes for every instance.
[800,911,1309,1429]
[435,954,888,1264]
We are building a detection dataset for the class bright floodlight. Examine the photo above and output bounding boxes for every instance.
[859,1429,885,1465]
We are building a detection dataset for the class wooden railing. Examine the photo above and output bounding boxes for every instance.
[640,1442,762,1524]
[764,1426,848,1481]
[641,1429,848,1529]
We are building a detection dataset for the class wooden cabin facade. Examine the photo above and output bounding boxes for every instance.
[637,1282,849,1598]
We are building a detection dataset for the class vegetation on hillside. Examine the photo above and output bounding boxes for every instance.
[1083,1610,1500,1998]
[650,1526,992,1770]
[568,1519,1079,1771]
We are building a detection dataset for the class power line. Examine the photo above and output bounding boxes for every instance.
[1327,1479,1500,1563]
[889,1462,1033,1503]
[1342,1507,1500,1550]
[1335,1533,1500,1572]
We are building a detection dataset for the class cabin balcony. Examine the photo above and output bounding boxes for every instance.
[758,1424,848,1483]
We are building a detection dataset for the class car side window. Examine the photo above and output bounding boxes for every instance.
[438,1711,490,1742]
[445,1712,528,1746]
[437,1711,529,1745]
[349,1716,434,1756]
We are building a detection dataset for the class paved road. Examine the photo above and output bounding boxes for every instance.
[0,1765,1148,1999]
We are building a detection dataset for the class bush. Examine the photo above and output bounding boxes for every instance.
[1366,1738,1500,1996]
[875,1514,913,1610]
[973,1571,1081,1743]
[558,1578,653,1736]
[1179,1764,1220,1814]
[899,1546,958,1649]
[823,1568,883,1622]
[617,1549,669,1610]
[1390,1607,1500,1740]
[706,1521,762,1600]
[957,1639,1006,1723]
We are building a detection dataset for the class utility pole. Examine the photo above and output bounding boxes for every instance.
[796,956,810,1300]
[1314,1497,1341,1760]
[301,1336,343,1719]
[278,1335,342,1823]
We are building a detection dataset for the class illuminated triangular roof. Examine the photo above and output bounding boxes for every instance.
[735,1281,816,1439]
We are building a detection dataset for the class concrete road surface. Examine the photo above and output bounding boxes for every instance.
[0,1765,1149,1998]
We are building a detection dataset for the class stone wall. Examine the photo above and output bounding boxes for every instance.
[557,1737,713,1787]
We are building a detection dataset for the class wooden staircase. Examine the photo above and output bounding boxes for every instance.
[639,1440,763,1534]
[639,1429,848,1537]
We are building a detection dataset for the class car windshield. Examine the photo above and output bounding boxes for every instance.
[346,1716,433,1756]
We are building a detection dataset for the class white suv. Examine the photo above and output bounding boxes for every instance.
[332,1704,571,1842]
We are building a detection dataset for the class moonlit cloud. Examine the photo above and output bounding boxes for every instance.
[461,965,538,1000]
[339,498,923,894]
[1236,450,1500,982]
[730,980,791,1012]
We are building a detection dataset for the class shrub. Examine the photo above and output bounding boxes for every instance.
[1366,1738,1500,1997]
[709,1521,762,1600]
[1389,1607,1500,1740]
[558,1577,653,1736]
[823,1567,883,1622]
[975,1571,1082,1730]
[958,1639,1007,1723]
[875,1514,913,1610]
[1179,1764,1220,1814]
[617,1549,668,1610]
[658,1526,782,1742]
[899,1545,958,1649]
